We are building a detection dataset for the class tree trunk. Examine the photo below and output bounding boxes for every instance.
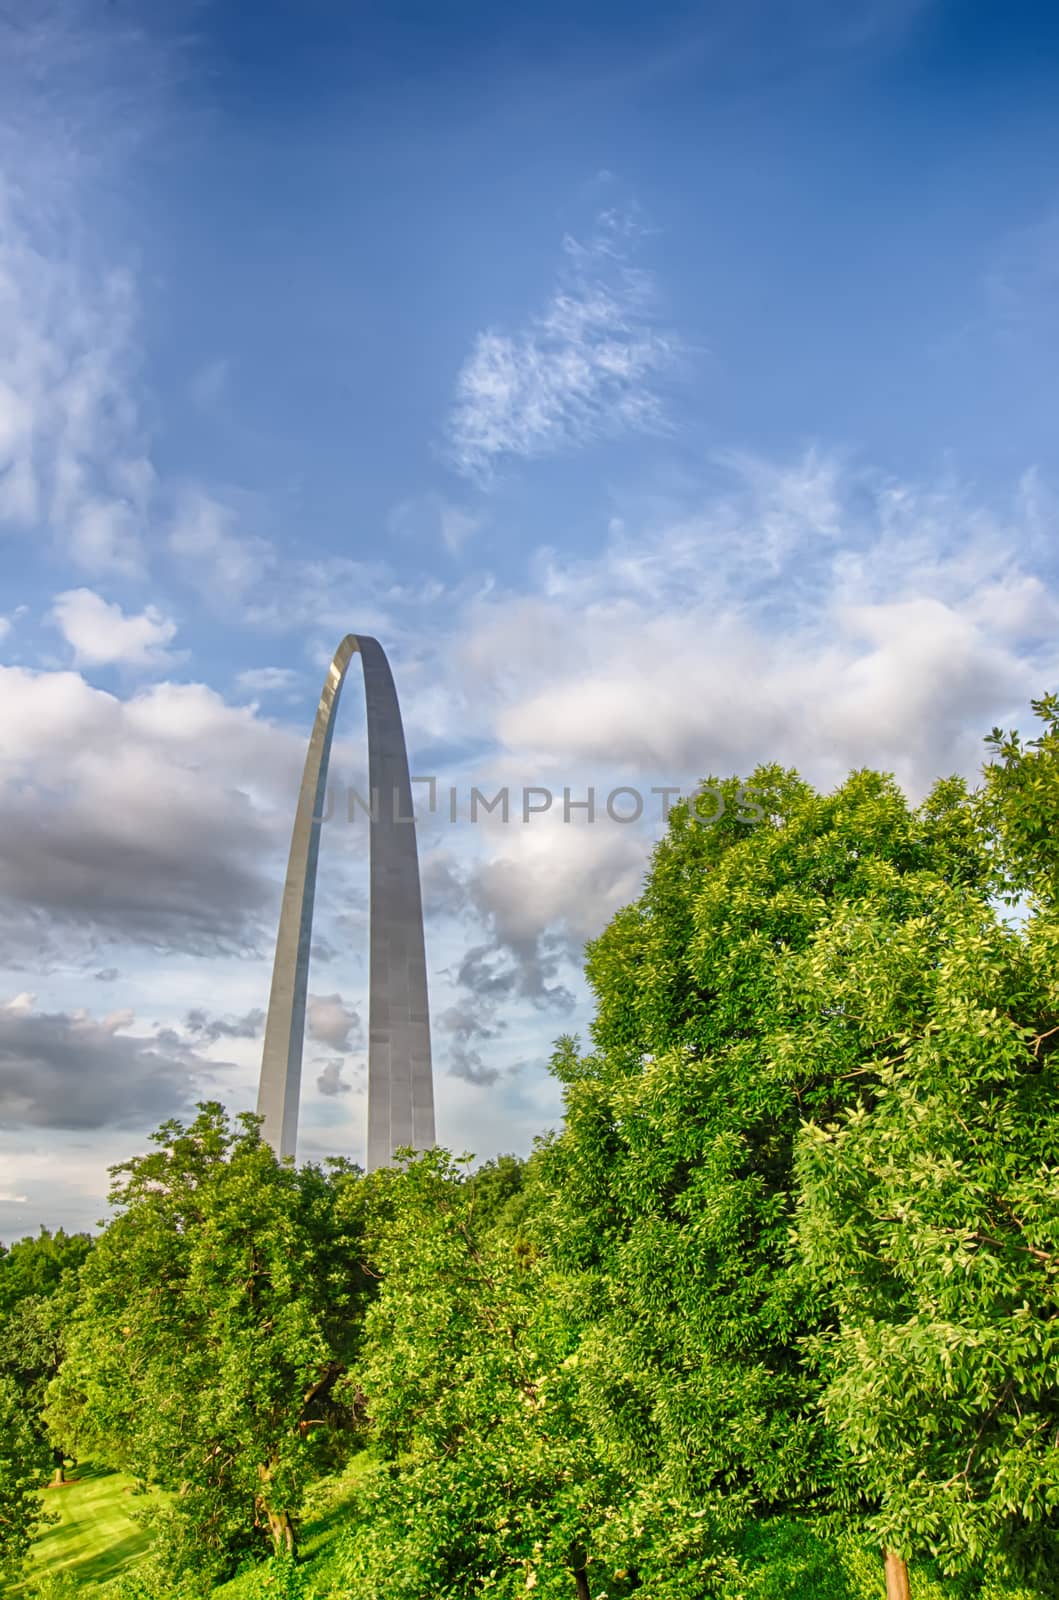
[883,1549,911,1600]
[266,1506,296,1557]
[52,1448,66,1486]
[573,1569,591,1600]
[256,1461,296,1557]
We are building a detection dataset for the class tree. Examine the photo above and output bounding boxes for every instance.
[795,702,1059,1594]
[0,1227,92,1321]
[47,1104,370,1585]
[0,1226,92,1485]
[0,1371,52,1586]
[537,763,1004,1596]
[336,1148,624,1600]
[2,1287,79,1483]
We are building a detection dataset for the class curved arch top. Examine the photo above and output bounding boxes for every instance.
[256,634,434,1170]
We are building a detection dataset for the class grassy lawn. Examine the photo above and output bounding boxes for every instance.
[14,1462,153,1595]
[13,1454,375,1597]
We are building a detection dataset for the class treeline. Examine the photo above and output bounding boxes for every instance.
[3,700,1059,1599]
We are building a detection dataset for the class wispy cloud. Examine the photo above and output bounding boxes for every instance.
[236,666,302,695]
[0,7,178,576]
[0,181,153,573]
[387,491,485,556]
[983,209,1059,339]
[167,488,275,603]
[447,209,683,481]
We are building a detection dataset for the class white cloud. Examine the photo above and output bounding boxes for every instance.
[447,209,682,480]
[168,488,274,602]
[388,492,485,556]
[237,666,302,694]
[0,10,177,576]
[403,454,1059,1030]
[0,664,309,961]
[50,587,180,668]
[0,184,151,574]
[448,452,1057,796]
[441,503,484,555]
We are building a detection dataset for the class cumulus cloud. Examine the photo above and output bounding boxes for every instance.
[426,820,647,1031]
[452,452,1057,795]
[50,588,180,668]
[447,209,682,480]
[0,994,219,1131]
[0,665,307,961]
[306,994,362,1051]
[400,454,1059,1039]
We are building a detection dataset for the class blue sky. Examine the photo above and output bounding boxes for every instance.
[1,0,1058,1236]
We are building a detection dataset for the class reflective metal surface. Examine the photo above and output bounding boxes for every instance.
[256,635,434,1170]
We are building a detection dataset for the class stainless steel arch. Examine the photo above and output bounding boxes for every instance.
[256,635,434,1170]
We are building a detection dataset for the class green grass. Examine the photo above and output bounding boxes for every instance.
[14,1454,373,1598]
[13,1463,153,1596]
[212,1453,376,1598]
[12,1458,1048,1600]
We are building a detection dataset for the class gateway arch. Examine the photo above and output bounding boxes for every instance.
[256,635,434,1171]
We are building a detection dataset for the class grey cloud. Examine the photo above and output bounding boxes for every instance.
[184,1007,265,1044]
[0,1005,218,1131]
[437,977,509,1089]
[438,999,505,1046]
[0,789,276,958]
[307,994,362,1051]
[460,922,577,1015]
[315,1059,353,1097]
[455,946,519,1002]
[0,667,313,966]
[448,1043,500,1087]
[420,850,471,919]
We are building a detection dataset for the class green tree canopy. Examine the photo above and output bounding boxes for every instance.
[537,746,1056,1595]
[335,1149,622,1600]
[794,700,1059,1593]
[0,1227,92,1321]
[0,1371,52,1585]
[47,1104,370,1585]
